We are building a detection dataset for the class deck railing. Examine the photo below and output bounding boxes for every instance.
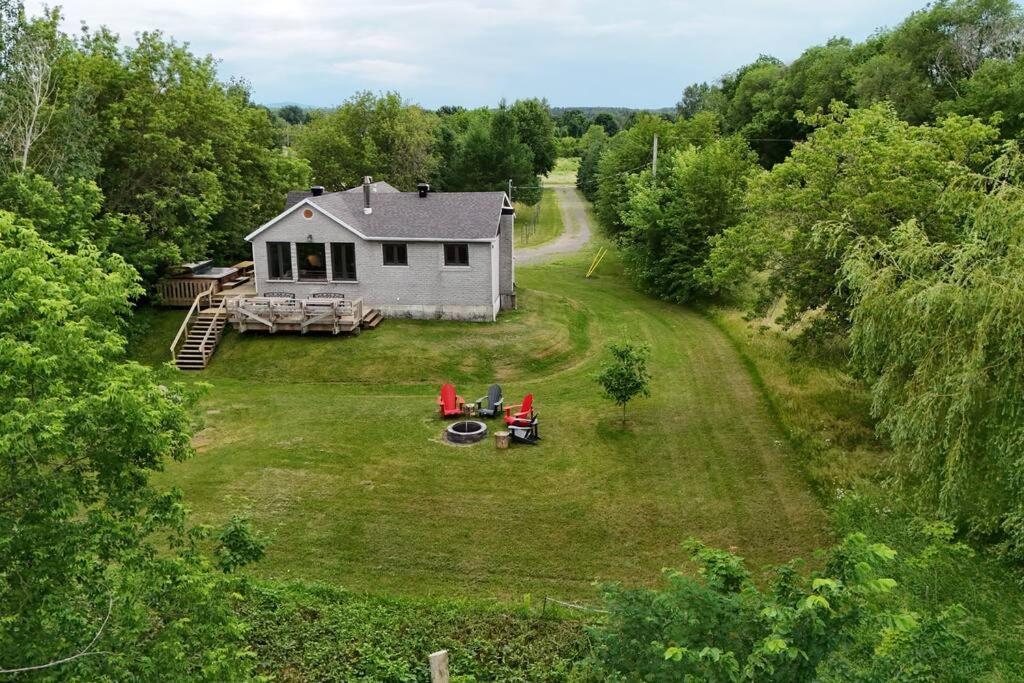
[227,296,363,334]
[196,295,228,364]
[170,287,215,361]
[158,278,219,307]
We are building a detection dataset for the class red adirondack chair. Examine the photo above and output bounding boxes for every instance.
[503,393,534,427]
[437,383,465,418]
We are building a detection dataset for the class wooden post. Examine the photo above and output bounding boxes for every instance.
[429,649,449,683]
[652,133,658,180]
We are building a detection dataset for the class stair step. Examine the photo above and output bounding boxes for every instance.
[361,309,383,329]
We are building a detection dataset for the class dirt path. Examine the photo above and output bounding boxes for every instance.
[517,185,592,264]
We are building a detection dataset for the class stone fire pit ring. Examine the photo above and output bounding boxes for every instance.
[445,420,488,445]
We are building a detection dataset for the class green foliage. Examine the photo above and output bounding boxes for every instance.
[663,1,1024,165]
[705,104,1000,335]
[842,151,1024,557]
[85,30,309,274]
[0,215,256,680]
[941,53,1024,139]
[0,12,310,284]
[215,515,268,573]
[593,112,619,136]
[276,103,310,125]
[238,581,588,682]
[509,98,558,176]
[557,108,590,137]
[585,533,981,682]
[595,340,651,424]
[444,103,541,204]
[619,136,758,302]
[593,113,722,235]
[295,90,438,192]
[576,125,609,201]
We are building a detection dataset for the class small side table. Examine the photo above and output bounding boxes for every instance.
[462,402,477,417]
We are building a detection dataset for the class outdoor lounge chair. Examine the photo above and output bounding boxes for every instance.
[508,414,541,445]
[437,383,465,418]
[503,393,534,427]
[475,384,504,418]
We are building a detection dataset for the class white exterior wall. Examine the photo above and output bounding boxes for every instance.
[250,205,498,321]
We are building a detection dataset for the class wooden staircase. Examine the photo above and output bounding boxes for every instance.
[361,308,383,329]
[175,310,228,370]
[171,289,228,371]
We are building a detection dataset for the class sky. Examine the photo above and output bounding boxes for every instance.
[32,0,929,109]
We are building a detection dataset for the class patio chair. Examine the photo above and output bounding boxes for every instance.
[475,384,504,418]
[509,414,541,445]
[437,383,465,418]
[503,393,534,427]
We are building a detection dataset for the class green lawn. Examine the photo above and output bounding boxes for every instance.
[134,251,829,601]
[514,188,564,248]
[544,157,580,185]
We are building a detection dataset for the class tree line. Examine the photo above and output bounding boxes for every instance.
[0,5,559,291]
[578,0,1024,627]
[289,92,556,206]
[570,3,1024,677]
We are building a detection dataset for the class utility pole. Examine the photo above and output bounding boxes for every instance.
[508,178,513,201]
[652,134,658,181]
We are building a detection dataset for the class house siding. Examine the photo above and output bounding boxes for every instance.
[498,212,515,310]
[251,206,498,321]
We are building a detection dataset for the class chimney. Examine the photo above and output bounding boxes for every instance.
[362,176,373,215]
[310,185,325,197]
[417,182,430,198]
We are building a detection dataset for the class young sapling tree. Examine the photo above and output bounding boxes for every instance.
[596,340,652,425]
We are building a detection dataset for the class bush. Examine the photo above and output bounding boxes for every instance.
[583,533,985,682]
[238,582,589,682]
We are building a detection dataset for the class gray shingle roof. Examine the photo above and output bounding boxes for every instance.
[284,187,508,241]
[284,181,399,210]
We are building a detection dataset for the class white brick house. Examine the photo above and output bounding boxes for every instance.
[244,178,516,322]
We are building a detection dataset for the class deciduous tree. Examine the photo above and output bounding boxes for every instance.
[595,341,651,425]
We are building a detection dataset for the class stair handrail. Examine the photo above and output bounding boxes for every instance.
[197,294,228,363]
[170,286,215,361]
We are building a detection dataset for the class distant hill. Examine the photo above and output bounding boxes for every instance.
[550,106,675,118]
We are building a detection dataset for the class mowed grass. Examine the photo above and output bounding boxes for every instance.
[134,252,829,601]
[544,157,580,185]
[514,188,564,249]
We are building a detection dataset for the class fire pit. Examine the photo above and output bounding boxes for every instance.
[445,420,488,445]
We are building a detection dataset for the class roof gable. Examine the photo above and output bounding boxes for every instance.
[244,198,370,242]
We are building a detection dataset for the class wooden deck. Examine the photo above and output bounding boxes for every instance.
[170,285,381,370]
[227,295,366,335]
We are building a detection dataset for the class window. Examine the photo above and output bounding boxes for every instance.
[331,242,357,281]
[297,242,327,281]
[267,241,292,280]
[444,243,469,267]
[382,243,408,266]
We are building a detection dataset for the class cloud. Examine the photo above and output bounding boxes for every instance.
[29,0,929,108]
[330,59,430,85]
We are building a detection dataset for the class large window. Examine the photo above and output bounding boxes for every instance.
[382,243,408,266]
[267,241,292,280]
[443,243,469,267]
[331,242,357,281]
[297,242,327,281]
